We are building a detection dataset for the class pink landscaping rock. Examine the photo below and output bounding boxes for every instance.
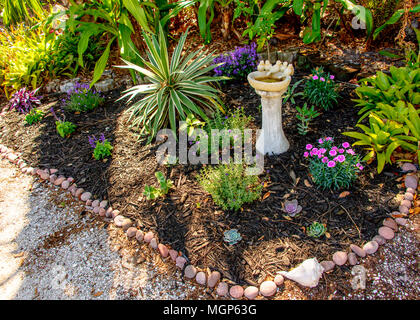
[50,169,58,174]
[111,210,120,218]
[372,235,386,246]
[378,226,395,240]
[400,199,412,209]
[121,219,132,231]
[363,241,379,255]
[383,218,398,231]
[93,207,100,214]
[7,153,17,162]
[175,256,187,269]
[99,208,106,216]
[216,282,229,297]
[350,244,366,258]
[67,177,74,183]
[40,171,49,180]
[195,272,206,285]
[80,192,92,202]
[229,285,244,299]
[75,188,84,199]
[158,244,169,258]
[86,199,92,206]
[169,249,178,262]
[126,227,137,238]
[404,192,414,201]
[49,174,57,183]
[92,200,100,207]
[402,163,417,173]
[332,251,348,266]
[259,281,277,297]
[184,265,197,279]
[405,175,418,190]
[348,253,358,266]
[61,180,70,189]
[100,200,108,208]
[207,271,221,288]
[114,215,125,227]
[150,238,158,249]
[54,176,66,186]
[135,230,144,242]
[406,187,416,194]
[144,231,154,243]
[320,260,335,272]
[244,286,259,300]
[274,274,284,286]
[105,207,113,218]
[399,205,410,215]
[69,184,77,195]
[395,217,408,226]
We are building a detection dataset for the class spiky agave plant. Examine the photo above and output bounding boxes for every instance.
[117,24,227,143]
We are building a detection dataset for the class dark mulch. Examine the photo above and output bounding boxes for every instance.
[0,71,404,291]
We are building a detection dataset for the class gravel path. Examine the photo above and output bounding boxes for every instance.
[0,159,206,300]
[0,158,418,300]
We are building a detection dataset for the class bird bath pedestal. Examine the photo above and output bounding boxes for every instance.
[248,61,294,155]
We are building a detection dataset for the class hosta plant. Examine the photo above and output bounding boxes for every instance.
[304,137,363,190]
[25,108,44,125]
[117,25,226,143]
[63,82,104,113]
[197,161,262,211]
[143,171,174,200]
[343,113,418,173]
[89,134,113,160]
[304,67,339,111]
[8,87,41,114]
[307,222,326,238]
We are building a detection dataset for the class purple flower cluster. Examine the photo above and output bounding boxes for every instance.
[8,88,41,114]
[213,43,258,80]
[88,133,105,148]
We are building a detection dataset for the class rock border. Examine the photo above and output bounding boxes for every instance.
[0,143,418,300]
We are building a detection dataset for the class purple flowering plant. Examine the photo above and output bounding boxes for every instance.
[63,81,104,113]
[304,67,339,111]
[50,106,76,138]
[304,137,363,190]
[88,133,113,160]
[8,87,42,114]
[213,43,258,81]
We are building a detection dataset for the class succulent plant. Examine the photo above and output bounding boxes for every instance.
[223,229,242,246]
[307,222,327,238]
[283,199,302,217]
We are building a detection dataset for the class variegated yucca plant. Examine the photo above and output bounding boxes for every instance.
[118,24,227,143]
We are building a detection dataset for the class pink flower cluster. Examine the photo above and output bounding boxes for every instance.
[312,75,335,82]
[303,138,363,170]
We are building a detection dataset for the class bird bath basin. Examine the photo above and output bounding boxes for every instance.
[248,60,294,155]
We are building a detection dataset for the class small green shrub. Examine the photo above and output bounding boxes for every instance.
[25,108,44,125]
[89,134,112,160]
[296,103,320,135]
[143,171,174,200]
[197,161,262,211]
[63,82,104,113]
[307,222,327,238]
[56,121,76,138]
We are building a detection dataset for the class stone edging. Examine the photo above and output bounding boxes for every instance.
[0,143,418,299]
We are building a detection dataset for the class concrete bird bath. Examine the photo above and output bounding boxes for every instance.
[248,60,294,155]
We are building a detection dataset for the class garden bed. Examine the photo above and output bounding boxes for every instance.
[0,70,405,290]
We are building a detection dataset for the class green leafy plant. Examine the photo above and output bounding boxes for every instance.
[197,161,262,211]
[343,113,418,173]
[0,0,44,26]
[179,113,206,137]
[307,221,326,238]
[117,25,226,142]
[354,66,420,121]
[283,79,304,105]
[89,134,113,160]
[304,67,339,111]
[296,103,320,135]
[56,121,77,138]
[304,137,363,189]
[143,171,174,200]
[25,108,44,125]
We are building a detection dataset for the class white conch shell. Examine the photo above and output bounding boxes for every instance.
[279,258,324,288]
